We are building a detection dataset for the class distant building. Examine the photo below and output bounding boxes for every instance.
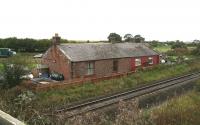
[0,48,16,57]
[193,39,200,43]
[33,54,43,58]
[42,34,160,80]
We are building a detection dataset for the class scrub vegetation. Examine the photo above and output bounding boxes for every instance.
[65,79,200,125]
[149,79,200,125]
[0,59,200,125]
[151,91,200,125]
[1,78,200,125]
[0,40,199,124]
[36,59,200,107]
[0,53,37,88]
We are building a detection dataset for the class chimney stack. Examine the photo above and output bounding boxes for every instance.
[52,33,61,45]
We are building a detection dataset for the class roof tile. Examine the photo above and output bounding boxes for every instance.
[57,43,159,62]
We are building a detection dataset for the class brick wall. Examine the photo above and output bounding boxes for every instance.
[153,55,160,65]
[95,59,113,77]
[140,55,160,67]
[118,58,131,73]
[71,62,87,78]
[42,45,159,81]
[42,46,71,80]
[72,58,131,78]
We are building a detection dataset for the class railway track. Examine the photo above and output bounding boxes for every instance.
[53,71,200,118]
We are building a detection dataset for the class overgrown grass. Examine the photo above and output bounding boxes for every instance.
[0,61,200,125]
[151,81,200,125]
[153,45,171,53]
[36,60,200,108]
[0,52,39,70]
[66,79,200,125]
[0,63,3,72]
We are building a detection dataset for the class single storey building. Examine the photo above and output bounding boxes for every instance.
[42,34,160,80]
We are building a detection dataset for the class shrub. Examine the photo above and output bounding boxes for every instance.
[1,56,29,88]
[195,79,200,92]
[166,48,189,56]
[192,44,200,55]
[151,91,200,125]
[171,41,187,49]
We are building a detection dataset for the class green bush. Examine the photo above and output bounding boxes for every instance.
[2,64,26,88]
[1,56,30,89]
[195,80,200,92]
[35,60,200,108]
[192,44,200,55]
[152,91,200,125]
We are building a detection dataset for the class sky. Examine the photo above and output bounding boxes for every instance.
[0,0,200,41]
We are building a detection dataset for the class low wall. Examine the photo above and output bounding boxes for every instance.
[25,71,136,91]
[0,110,25,125]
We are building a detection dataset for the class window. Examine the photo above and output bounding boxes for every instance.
[148,57,153,64]
[87,62,94,75]
[113,60,118,72]
[135,58,141,66]
[71,62,75,78]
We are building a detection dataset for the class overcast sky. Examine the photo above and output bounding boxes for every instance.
[0,0,200,41]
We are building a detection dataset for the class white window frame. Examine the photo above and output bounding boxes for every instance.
[148,57,153,65]
[135,58,141,66]
[87,62,94,75]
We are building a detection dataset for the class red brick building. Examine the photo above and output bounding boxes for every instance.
[42,34,160,80]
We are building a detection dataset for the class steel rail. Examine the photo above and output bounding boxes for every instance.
[56,72,200,112]
[52,71,200,118]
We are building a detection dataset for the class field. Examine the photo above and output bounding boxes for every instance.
[188,46,197,50]
[153,44,197,54]
[153,45,171,53]
[0,52,39,71]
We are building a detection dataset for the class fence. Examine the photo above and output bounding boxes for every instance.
[24,71,136,91]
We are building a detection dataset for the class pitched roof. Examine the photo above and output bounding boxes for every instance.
[57,43,159,62]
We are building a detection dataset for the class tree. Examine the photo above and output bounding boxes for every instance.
[192,43,200,55]
[150,40,160,47]
[124,34,134,42]
[108,33,122,43]
[171,40,187,49]
[2,56,29,88]
[133,35,145,43]
[193,39,200,43]
[0,37,52,52]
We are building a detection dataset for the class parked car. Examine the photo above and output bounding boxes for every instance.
[0,48,16,57]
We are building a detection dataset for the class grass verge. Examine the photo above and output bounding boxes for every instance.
[151,79,200,125]
[0,60,200,124]
[36,59,200,108]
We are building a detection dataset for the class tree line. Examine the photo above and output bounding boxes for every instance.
[107,33,145,43]
[0,34,199,53]
[0,38,51,52]
[0,34,145,52]
[0,37,71,52]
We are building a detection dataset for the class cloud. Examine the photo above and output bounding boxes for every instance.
[0,0,200,41]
